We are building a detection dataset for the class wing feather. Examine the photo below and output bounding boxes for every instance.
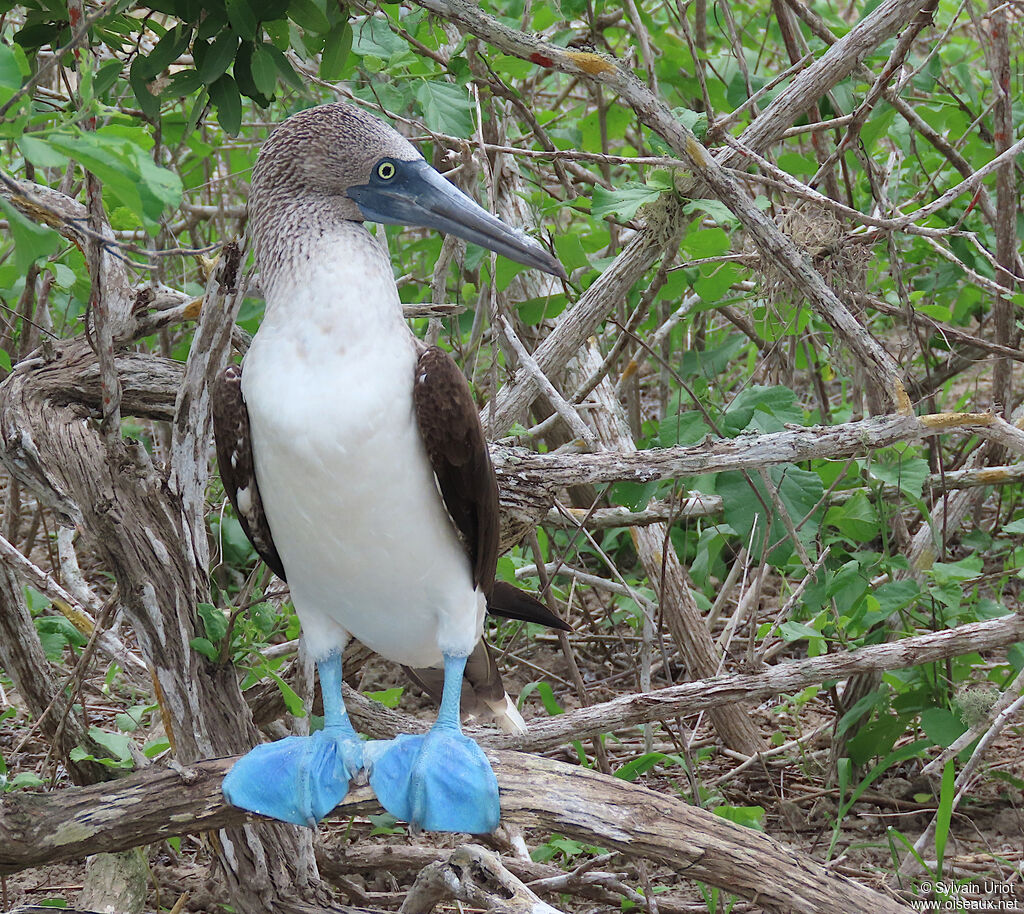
[413,346,498,594]
[212,365,287,581]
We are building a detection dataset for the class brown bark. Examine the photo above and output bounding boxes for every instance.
[0,751,912,914]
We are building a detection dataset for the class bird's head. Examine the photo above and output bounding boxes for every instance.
[250,102,565,279]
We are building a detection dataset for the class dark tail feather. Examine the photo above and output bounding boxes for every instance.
[487,580,571,631]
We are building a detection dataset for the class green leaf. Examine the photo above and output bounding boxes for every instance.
[717,463,823,566]
[364,686,404,709]
[519,681,563,716]
[87,725,133,761]
[415,80,473,136]
[42,131,182,226]
[614,752,683,781]
[129,56,161,120]
[0,42,26,96]
[865,456,929,500]
[209,73,243,136]
[319,21,352,80]
[713,805,766,831]
[824,492,879,542]
[682,198,737,224]
[249,42,278,96]
[0,198,60,274]
[722,385,802,434]
[140,23,192,78]
[267,669,306,716]
[289,0,330,33]
[226,0,259,41]
[368,812,404,835]
[190,637,218,661]
[197,602,228,642]
[17,134,69,168]
[0,349,11,372]
[920,708,967,748]
[195,32,239,84]
[591,182,664,221]
[681,225,729,258]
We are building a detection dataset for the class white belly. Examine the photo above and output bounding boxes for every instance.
[242,304,484,670]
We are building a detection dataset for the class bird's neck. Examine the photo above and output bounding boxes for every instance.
[254,210,406,344]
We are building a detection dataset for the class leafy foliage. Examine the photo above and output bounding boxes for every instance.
[0,0,1022,908]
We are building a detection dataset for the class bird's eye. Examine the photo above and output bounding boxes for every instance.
[377,161,397,181]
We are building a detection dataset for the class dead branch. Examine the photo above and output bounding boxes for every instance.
[398,844,564,914]
[490,612,1024,754]
[0,750,912,913]
[414,0,924,412]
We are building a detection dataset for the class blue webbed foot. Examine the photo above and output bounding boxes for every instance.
[223,649,363,827]
[365,727,499,833]
[364,652,499,834]
[223,724,364,827]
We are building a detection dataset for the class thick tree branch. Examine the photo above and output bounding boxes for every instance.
[0,751,912,914]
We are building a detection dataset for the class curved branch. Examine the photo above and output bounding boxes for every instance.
[0,751,911,914]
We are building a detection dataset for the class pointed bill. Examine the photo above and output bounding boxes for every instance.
[348,159,566,279]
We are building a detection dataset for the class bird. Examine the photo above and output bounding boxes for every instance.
[213,101,568,834]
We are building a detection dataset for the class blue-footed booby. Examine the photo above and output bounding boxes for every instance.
[214,102,568,834]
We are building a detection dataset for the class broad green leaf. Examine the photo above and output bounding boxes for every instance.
[591,182,664,221]
[289,0,330,34]
[0,198,60,274]
[140,23,192,78]
[226,0,259,41]
[195,32,239,84]
[209,73,243,136]
[364,686,404,708]
[872,579,919,618]
[920,708,967,748]
[614,752,683,781]
[717,463,823,566]
[351,14,408,57]
[865,456,929,500]
[267,669,306,716]
[778,620,822,642]
[197,602,228,642]
[249,42,278,96]
[320,21,352,80]
[129,56,161,120]
[414,80,473,136]
[694,260,742,303]
[190,637,218,661]
[683,198,737,224]
[713,805,766,831]
[42,131,181,225]
[723,385,802,434]
[87,725,133,761]
[17,134,68,167]
[0,42,26,95]
[824,492,879,542]
[681,224,729,257]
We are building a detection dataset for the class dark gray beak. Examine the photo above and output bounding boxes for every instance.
[348,159,566,280]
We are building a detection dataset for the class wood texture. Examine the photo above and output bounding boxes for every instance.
[0,750,912,914]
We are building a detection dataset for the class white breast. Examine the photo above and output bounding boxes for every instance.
[242,225,484,668]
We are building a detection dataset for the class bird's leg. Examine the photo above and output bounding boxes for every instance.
[222,649,364,828]
[365,652,500,834]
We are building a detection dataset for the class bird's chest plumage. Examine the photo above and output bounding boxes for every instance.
[241,232,483,667]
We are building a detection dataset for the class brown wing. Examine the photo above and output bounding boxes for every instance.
[413,346,499,594]
[212,364,287,581]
